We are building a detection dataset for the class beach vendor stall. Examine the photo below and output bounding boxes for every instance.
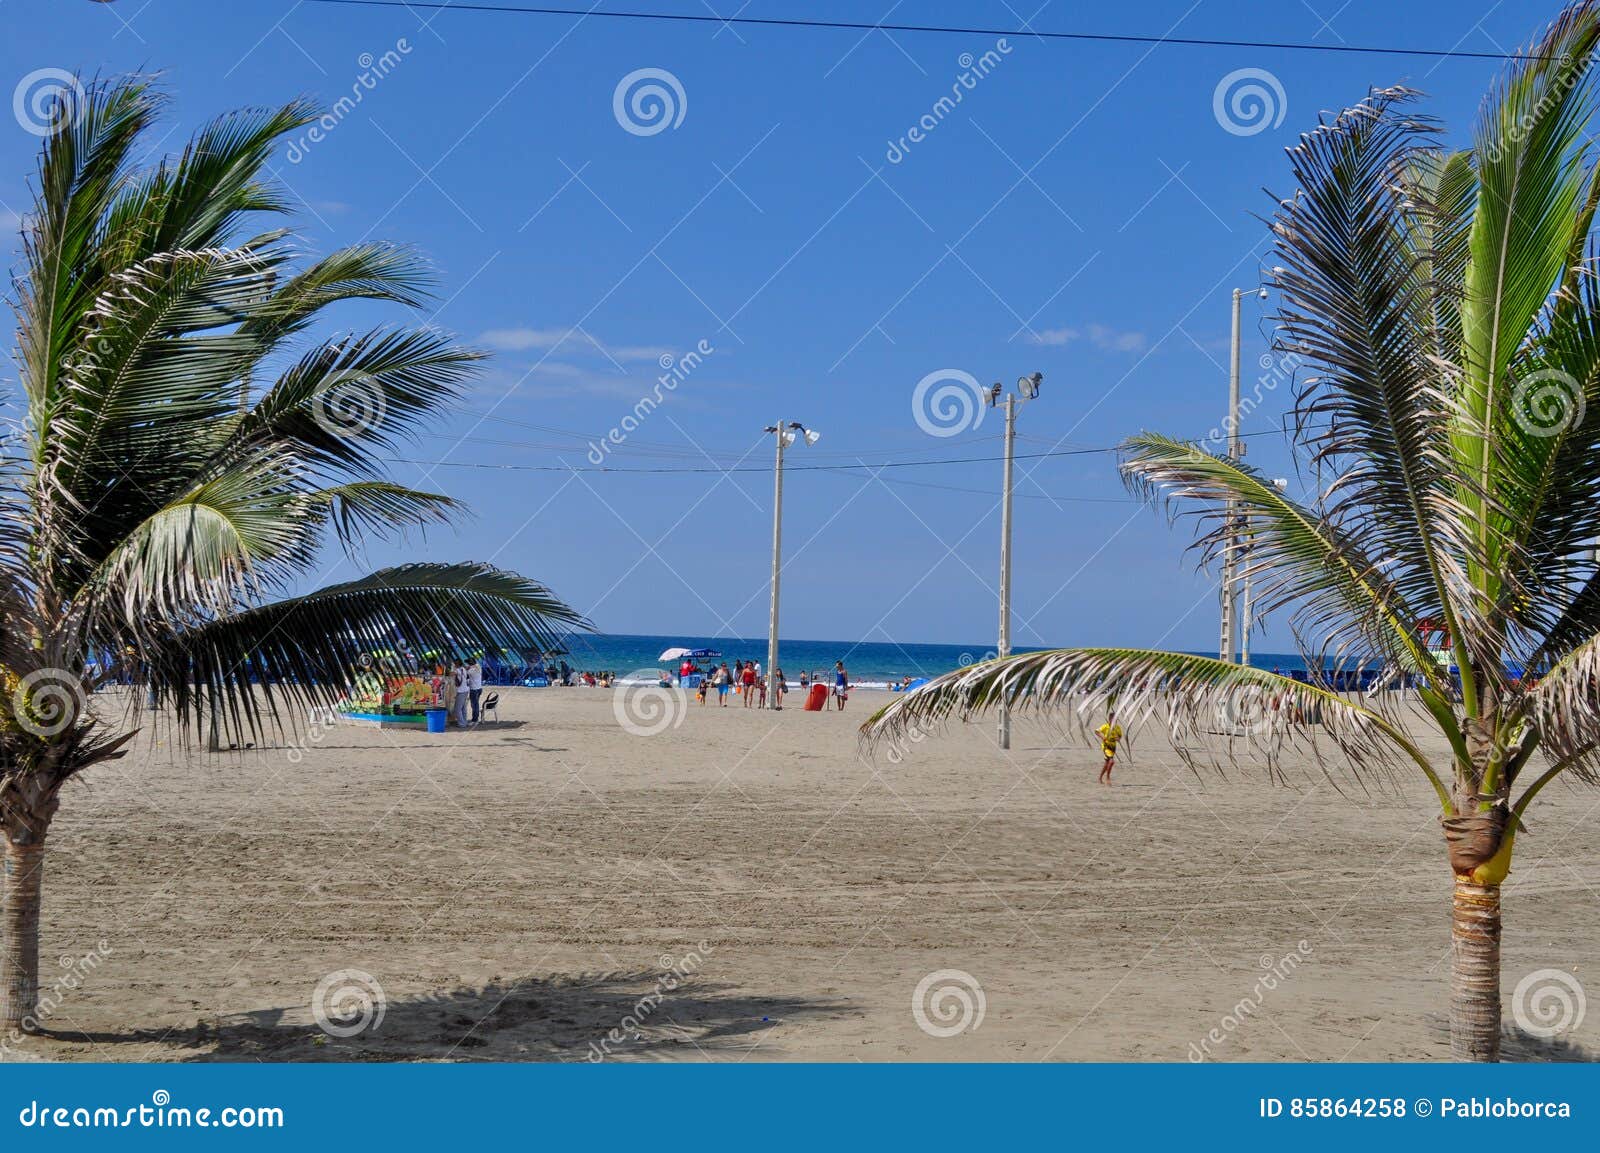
[659,646,721,687]
[336,654,445,730]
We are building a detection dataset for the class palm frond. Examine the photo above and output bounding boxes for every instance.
[1456,2,1600,618]
[140,562,589,742]
[16,76,162,420]
[1268,86,1481,674]
[1121,433,1447,691]
[859,648,1445,801]
[221,328,483,483]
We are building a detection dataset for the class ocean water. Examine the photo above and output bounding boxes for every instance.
[553,633,1321,690]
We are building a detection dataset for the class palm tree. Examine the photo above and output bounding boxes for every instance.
[864,2,1600,1062]
[0,79,586,1035]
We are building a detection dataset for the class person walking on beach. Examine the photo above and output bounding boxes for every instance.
[832,660,849,710]
[715,662,732,706]
[466,655,484,724]
[1097,712,1124,784]
[441,658,459,723]
[452,660,471,727]
[771,667,785,709]
[741,661,758,707]
[799,669,810,692]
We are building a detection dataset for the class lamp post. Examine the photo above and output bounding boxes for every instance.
[1219,286,1269,662]
[765,420,819,709]
[997,372,1043,750]
[1239,477,1289,668]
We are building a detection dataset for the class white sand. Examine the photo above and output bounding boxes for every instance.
[7,684,1597,1062]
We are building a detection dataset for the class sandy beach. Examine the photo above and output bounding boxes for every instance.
[6,684,1596,1063]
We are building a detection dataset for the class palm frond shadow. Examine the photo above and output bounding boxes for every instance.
[47,971,852,1062]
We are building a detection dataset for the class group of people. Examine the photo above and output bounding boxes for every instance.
[527,657,616,688]
[431,657,485,727]
[692,658,785,708]
[683,659,852,711]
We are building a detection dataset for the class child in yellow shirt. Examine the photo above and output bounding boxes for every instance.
[1097,714,1124,784]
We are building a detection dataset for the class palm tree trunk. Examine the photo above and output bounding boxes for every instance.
[1450,879,1501,1061]
[1,833,46,1035]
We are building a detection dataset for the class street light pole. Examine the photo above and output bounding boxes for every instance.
[766,419,785,710]
[765,421,818,709]
[995,373,1041,751]
[997,393,1016,749]
[1240,477,1289,670]
[1219,288,1244,663]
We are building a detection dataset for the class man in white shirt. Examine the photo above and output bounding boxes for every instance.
[466,656,484,724]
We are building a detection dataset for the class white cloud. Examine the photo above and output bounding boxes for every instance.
[1027,323,1146,353]
[1087,323,1146,352]
[478,326,675,363]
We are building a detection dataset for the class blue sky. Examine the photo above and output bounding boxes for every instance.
[1,0,1556,651]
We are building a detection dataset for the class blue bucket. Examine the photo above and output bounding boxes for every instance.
[424,707,448,734]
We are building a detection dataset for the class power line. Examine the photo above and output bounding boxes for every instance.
[293,0,1539,62]
[462,410,1012,461]
[388,429,1282,473]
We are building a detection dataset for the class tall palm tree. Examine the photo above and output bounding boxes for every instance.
[0,79,586,1035]
[864,2,1600,1062]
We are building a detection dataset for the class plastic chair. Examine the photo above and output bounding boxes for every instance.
[481,692,500,723]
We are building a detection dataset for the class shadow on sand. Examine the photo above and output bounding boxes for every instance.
[1499,1024,1595,1062]
[45,971,852,1062]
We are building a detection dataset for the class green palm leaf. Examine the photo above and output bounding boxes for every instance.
[140,563,589,741]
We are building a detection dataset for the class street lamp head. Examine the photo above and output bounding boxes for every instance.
[988,382,1003,407]
[763,425,779,434]
[802,429,821,446]
[1018,372,1042,400]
